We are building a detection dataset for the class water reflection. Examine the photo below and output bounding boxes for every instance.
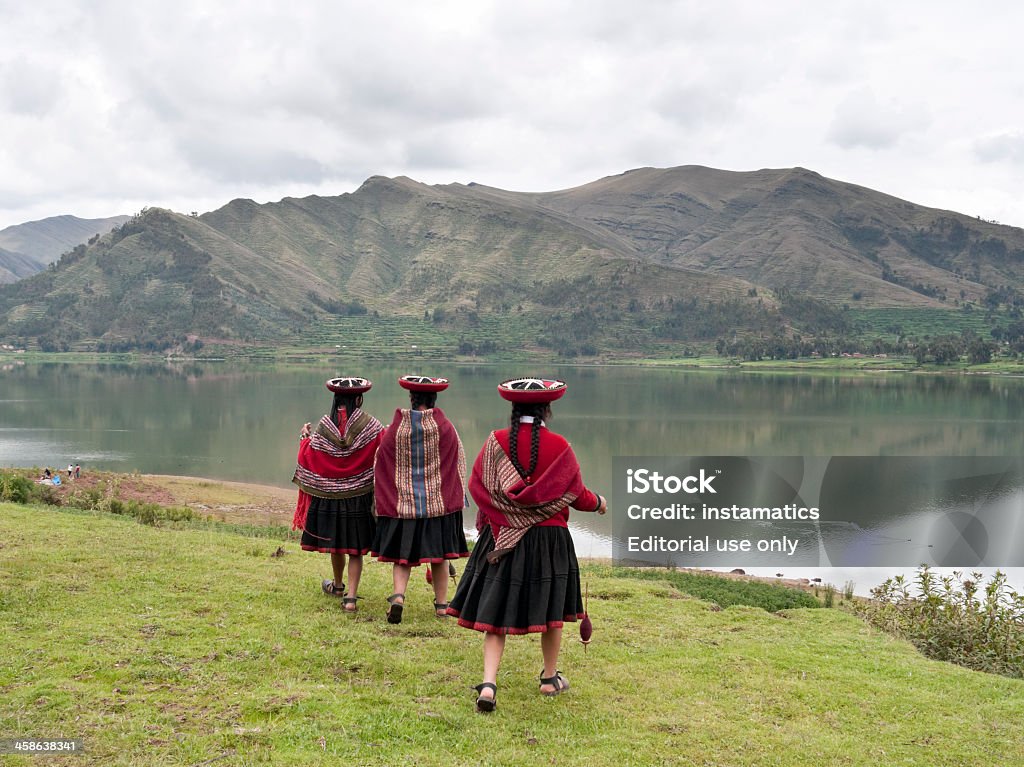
[2,362,1023,573]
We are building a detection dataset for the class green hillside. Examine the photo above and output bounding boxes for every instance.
[524,166,1024,309]
[2,166,1024,359]
[1,503,1021,766]
[0,179,771,356]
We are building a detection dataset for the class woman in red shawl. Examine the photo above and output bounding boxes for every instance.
[446,378,607,712]
[371,375,470,623]
[293,377,384,612]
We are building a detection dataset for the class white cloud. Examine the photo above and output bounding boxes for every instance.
[1,0,1024,228]
[975,132,1024,165]
[827,89,929,150]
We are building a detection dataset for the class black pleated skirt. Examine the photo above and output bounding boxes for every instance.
[371,512,470,565]
[446,524,584,634]
[300,492,376,555]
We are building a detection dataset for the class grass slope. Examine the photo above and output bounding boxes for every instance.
[847,307,1011,340]
[0,180,770,354]
[2,504,1022,766]
[526,166,1024,309]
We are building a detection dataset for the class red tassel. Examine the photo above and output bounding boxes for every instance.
[293,490,312,531]
[337,407,348,434]
[426,563,458,585]
[579,582,592,650]
[579,613,593,644]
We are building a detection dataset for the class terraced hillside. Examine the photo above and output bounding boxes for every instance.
[468,166,1024,308]
[2,166,1023,356]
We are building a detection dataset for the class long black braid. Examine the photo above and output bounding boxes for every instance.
[409,391,437,409]
[330,392,361,428]
[509,402,548,481]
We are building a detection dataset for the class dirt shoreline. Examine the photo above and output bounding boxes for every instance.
[30,469,297,527]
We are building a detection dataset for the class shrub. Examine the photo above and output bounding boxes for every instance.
[0,470,59,505]
[103,499,198,526]
[823,583,836,608]
[35,485,62,506]
[66,487,104,510]
[855,566,1024,678]
[0,472,34,504]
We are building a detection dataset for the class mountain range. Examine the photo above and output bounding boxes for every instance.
[1,167,1022,354]
[0,214,131,284]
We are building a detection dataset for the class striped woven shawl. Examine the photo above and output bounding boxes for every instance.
[472,431,580,564]
[293,408,383,500]
[373,407,467,520]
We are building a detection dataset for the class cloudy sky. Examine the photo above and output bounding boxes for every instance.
[2,0,1023,230]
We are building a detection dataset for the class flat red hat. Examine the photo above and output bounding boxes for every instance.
[326,376,372,394]
[497,377,567,403]
[398,375,449,393]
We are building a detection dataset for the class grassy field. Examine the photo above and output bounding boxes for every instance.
[847,307,1009,341]
[6,347,1024,376]
[4,304,1024,372]
[2,504,1022,766]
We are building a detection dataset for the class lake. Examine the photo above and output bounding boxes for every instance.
[2,359,1023,593]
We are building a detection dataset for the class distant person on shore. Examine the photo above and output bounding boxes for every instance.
[67,464,73,479]
[447,377,607,712]
[371,375,470,623]
[74,464,81,480]
[292,377,384,612]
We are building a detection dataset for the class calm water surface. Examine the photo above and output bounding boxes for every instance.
[2,360,1022,592]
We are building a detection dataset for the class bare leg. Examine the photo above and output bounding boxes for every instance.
[480,632,505,701]
[330,553,347,589]
[391,563,411,603]
[539,627,563,692]
[431,562,448,611]
[347,555,364,597]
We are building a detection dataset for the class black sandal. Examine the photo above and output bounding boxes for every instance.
[539,671,570,696]
[342,596,359,613]
[433,602,449,618]
[386,593,405,624]
[321,580,345,597]
[474,682,497,713]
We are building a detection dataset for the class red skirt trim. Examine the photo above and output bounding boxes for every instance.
[372,551,470,565]
[446,608,584,635]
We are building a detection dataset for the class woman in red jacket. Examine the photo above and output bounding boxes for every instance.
[447,377,606,712]
[292,377,384,612]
